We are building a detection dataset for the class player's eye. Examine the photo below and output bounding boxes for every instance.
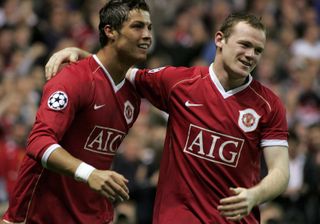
[241,43,250,48]
[255,48,263,55]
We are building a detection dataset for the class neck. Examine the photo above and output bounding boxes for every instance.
[96,48,132,85]
[212,59,249,91]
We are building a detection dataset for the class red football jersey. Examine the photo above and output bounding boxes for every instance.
[3,55,140,224]
[130,65,288,224]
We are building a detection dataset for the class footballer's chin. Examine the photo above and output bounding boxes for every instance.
[238,64,252,75]
[136,51,148,61]
[138,49,148,57]
[234,66,251,78]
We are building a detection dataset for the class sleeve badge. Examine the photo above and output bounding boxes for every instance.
[47,91,68,110]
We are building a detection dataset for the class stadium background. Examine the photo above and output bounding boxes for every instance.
[0,0,319,223]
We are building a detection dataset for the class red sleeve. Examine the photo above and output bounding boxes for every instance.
[261,95,288,142]
[133,66,198,112]
[26,63,93,161]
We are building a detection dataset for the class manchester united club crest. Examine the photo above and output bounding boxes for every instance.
[124,100,134,124]
[238,108,261,132]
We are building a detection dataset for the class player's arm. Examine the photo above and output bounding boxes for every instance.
[30,70,129,202]
[45,47,136,84]
[44,146,129,202]
[218,146,289,221]
[45,47,91,80]
[250,146,289,203]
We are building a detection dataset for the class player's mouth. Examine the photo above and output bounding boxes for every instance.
[138,43,150,50]
[239,59,252,68]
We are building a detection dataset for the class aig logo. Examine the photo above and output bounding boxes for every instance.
[183,124,244,167]
[84,126,126,155]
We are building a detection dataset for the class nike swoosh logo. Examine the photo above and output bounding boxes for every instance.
[185,100,203,107]
[94,104,106,110]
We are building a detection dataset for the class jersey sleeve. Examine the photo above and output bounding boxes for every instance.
[129,66,194,112]
[26,64,93,161]
[260,96,288,148]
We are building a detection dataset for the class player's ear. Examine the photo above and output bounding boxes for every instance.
[215,31,225,48]
[104,25,118,40]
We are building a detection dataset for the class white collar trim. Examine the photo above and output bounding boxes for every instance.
[93,54,125,92]
[208,63,252,99]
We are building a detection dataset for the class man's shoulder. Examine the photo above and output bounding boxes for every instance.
[58,56,96,82]
[140,65,208,75]
[250,79,279,97]
[165,65,208,75]
[250,79,284,110]
[62,56,95,73]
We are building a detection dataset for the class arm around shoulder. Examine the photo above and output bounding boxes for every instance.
[45,47,92,80]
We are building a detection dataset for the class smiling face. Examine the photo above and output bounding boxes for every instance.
[113,9,152,64]
[215,21,266,81]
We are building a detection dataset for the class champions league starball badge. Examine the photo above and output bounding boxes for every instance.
[47,91,68,110]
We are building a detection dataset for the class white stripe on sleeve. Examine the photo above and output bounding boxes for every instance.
[41,144,61,168]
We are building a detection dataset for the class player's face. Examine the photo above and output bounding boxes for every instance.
[115,9,152,63]
[218,22,266,79]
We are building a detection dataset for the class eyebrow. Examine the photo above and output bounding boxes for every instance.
[238,40,264,52]
[131,20,152,25]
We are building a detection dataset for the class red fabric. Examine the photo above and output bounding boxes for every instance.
[3,56,141,223]
[133,65,288,224]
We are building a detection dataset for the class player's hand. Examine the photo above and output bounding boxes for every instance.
[87,169,130,203]
[45,47,90,80]
[217,187,256,221]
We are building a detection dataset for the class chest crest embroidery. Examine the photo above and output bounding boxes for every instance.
[238,108,261,132]
[124,100,134,124]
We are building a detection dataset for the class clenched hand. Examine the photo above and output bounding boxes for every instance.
[88,169,130,203]
[217,187,257,221]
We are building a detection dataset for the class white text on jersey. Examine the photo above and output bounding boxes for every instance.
[84,126,125,155]
[183,124,244,167]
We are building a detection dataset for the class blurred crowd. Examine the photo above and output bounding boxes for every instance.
[0,0,319,223]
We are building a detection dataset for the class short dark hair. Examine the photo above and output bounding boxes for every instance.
[98,0,150,47]
[219,13,266,40]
